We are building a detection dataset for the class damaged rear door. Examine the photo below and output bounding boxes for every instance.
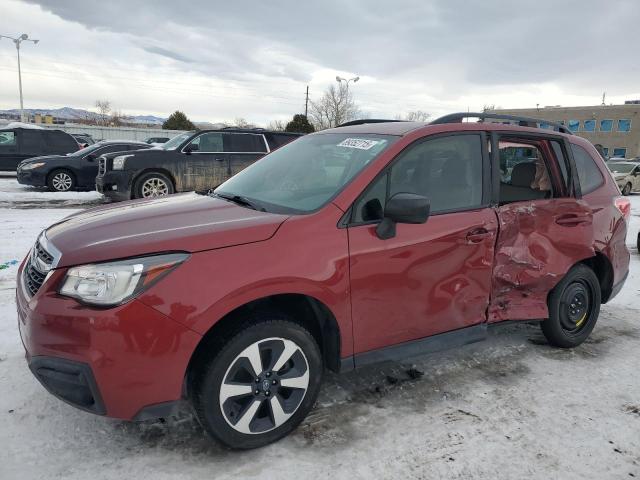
[488,134,595,322]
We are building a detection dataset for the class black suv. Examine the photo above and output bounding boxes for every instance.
[96,128,302,200]
[0,127,79,171]
[17,140,152,191]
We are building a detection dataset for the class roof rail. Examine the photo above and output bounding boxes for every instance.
[430,112,572,135]
[337,119,406,127]
[220,126,266,131]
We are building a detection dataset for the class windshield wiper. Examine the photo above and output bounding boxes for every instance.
[214,192,266,212]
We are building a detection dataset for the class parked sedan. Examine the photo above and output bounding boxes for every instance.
[608,161,640,195]
[17,140,152,191]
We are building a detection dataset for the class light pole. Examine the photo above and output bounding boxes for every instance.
[1,34,39,123]
[336,75,359,90]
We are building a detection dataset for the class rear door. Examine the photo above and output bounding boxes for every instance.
[488,133,594,322]
[348,133,498,355]
[226,133,269,179]
[0,130,21,171]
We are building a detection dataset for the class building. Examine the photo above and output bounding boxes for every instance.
[491,102,640,158]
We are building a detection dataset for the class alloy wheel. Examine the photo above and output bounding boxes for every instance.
[52,172,73,191]
[141,177,169,197]
[219,337,310,435]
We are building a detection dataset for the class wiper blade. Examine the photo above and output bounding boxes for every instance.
[214,192,266,212]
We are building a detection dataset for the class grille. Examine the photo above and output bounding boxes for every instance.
[23,240,54,297]
[98,157,106,175]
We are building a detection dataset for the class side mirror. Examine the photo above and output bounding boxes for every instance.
[375,192,430,240]
[185,143,199,154]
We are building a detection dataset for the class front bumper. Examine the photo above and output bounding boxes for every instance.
[96,170,134,201]
[17,168,47,187]
[16,264,202,420]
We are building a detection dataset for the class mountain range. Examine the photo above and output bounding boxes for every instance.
[0,107,166,125]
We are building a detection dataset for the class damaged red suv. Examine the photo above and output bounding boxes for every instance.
[17,113,630,449]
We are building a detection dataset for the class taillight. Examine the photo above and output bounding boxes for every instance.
[614,196,631,222]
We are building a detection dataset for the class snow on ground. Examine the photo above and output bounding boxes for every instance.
[0,182,639,480]
[0,177,104,209]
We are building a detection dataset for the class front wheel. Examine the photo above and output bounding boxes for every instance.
[47,169,76,192]
[133,172,175,199]
[191,318,323,449]
[541,264,601,348]
[622,183,632,196]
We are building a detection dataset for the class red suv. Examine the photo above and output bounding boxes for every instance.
[17,113,630,449]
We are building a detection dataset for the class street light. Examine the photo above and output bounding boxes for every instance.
[1,33,39,123]
[336,75,360,88]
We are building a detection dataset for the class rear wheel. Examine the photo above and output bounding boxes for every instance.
[191,317,322,449]
[541,264,601,348]
[622,182,632,196]
[47,169,75,192]
[134,171,174,199]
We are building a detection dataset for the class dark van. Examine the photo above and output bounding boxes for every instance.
[0,127,79,171]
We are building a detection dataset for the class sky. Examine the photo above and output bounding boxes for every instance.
[0,0,639,125]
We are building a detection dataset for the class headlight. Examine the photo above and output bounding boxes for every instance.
[22,162,46,170]
[59,253,188,306]
[112,154,133,170]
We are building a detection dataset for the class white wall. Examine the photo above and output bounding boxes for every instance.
[39,123,187,141]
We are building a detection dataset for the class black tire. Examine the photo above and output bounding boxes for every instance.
[133,171,175,199]
[541,264,601,348]
[622,183,632,196]
[47,169,76,192]
[191,316,323,449]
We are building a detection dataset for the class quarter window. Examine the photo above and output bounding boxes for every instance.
[617,119,631,132]
[583,120,596,132]
[600,119,613,132]
[570,144,605,195]
[352,134,484,223]
[568,120,580,132]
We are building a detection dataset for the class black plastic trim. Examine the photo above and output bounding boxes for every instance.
[132,400,186,421]
[28,356,106,415]
[340,324,487,369]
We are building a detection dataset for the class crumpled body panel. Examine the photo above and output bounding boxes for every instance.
[489,199,595,322]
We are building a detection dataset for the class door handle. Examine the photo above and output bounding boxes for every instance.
[555,214,592,226]
[466,227,492,244]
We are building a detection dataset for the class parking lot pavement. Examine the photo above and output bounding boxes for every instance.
[0,182,639,480]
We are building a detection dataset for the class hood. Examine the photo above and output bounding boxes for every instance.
[18,155,65,166]
[45,192,289,267]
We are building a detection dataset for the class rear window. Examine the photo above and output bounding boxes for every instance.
[570,144,605,195]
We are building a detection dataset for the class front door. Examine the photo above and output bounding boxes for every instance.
[180,132,229,192]
[347,133,498,355]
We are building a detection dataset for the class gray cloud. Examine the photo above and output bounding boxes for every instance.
[5,0,640,123]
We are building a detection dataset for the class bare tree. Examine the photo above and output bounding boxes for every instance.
[110,109,124,127]
[395,110,431,122]
[482,104,498,113]
[309,83,360,130]
[95,100,111,126]
[266,119,286,131]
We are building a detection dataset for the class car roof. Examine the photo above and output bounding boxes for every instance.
[97,140,149,145]
[608,161,635,165]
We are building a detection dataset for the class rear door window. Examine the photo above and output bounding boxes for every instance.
[265,133,298,150]
[225,133,267,153]
[497,140,554,204]
[570,144,605,195]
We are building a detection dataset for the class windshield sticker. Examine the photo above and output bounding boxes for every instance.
[337,138,382,150]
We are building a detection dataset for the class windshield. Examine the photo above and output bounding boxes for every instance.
[160,132,192,150]
[609,163,635,173]
[214,133,397,214]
